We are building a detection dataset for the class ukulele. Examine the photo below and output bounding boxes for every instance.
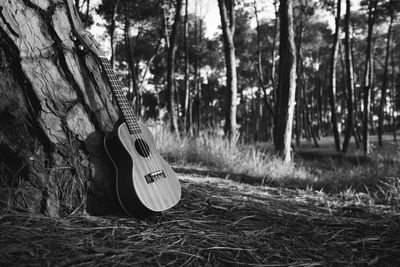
[72,29,181,218]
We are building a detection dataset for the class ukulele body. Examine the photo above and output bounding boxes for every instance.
[104,122,181,218]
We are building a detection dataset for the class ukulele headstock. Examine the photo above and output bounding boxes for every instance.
[71,28,105,58]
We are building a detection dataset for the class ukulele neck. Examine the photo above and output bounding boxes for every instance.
[100,57,141,135]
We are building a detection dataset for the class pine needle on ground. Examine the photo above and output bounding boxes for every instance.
[1,174,399,266]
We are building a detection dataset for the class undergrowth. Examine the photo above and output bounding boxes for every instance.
[152,125,309,182]
[151,124,400,207]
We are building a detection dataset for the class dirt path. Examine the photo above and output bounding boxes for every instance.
[1,173,399,266]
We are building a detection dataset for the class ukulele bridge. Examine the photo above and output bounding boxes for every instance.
[145,170,166,184]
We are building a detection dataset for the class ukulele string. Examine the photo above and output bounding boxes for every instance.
[103,57,173,207]
[103,59,158,176]
[125,96,173,207]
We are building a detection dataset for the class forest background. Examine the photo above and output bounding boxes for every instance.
[79,0,400,162]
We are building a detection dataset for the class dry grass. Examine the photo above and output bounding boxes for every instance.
[1,175,400,266]
[153,126,400,205]
[152,126,310,183]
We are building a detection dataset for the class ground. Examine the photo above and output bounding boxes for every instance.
[1,172,399,266]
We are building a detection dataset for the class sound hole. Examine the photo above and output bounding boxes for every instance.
[135,139,150,158]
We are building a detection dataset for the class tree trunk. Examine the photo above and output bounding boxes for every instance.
[391,37,397,141]
[195,5,203,135]
[254,0,263,142]
[362,0,378,154]
[274,0,297,162]
[302,70,319,148]
[161,0,170,50]
[0,0,120,216]
[183,0,191,134]
[75,0,80,11]
[329,0,342,151]
[123,3,139,111]
[166,0,183,135]
[294,0,305,147]
[84,0,90,28]
[252,0,275,139]
[271,0,278,101]
[241,87,248,143]
[342,0,354,153]
[218,0,238,143]
[378,13,394,147]
[109,0,119,70]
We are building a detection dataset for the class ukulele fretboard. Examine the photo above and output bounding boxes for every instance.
[100,57,141,135]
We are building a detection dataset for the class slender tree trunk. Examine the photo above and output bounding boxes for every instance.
[271,0,278,100]
[183,0,191,133]
[0,0,120,216]
[350,23,359,131]
[274,0,297,162]
[315,61,323,138]
[109,0,119,70]
[342,0,354,153]
[302,69,319,147]
[378,13,394,147]
[251,87,257,142]
[193,2,200,135]
[137,38,162,92]
[75,0,81,11]
[254,0,263,142]
[329,0,342,151]
[218,0,238,143]
[84,0,90,28]
[362,0,378,154]
[391,37,397,141]
[242,88,248,143]
[162,0,170,50]
[166,0,183,135]
[196,4,203,135]
[304,91,319,147]
[123,4,139,107]
[295,0,305,147]
[295,81,302,145]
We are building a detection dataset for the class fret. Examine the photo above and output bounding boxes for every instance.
[99,56,142,135]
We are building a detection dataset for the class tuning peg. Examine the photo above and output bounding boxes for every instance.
[78,45,84,51]
[70,33,77,41]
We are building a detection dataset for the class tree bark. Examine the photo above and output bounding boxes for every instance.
[83,0,90,28]
[274,0,297,162]
[271,0,278,101]
[253,0,270,142]
[75,0,81,11]
[183,0,191,134]
[378,11,394,147]
[362,0,378,154]
[166,0,183,135]
[123,3,139,105]
[302,68,319,148]
[391,37,397,141]
[161,0,170,50]
[0,0,120,216]
[295,0,305,147]
[342,0,354,153]
[218,0,238,143]
[195,4,203,135]
[253,0,262,142]
[329,0,342,151]
[109,0,119,70]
